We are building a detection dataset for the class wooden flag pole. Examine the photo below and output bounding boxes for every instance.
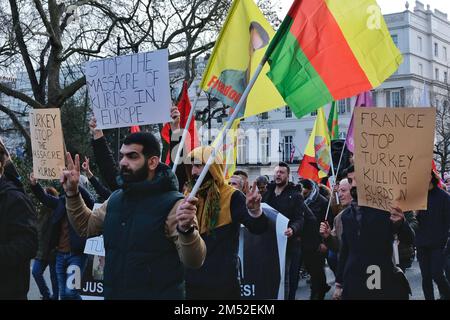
[187,57,267,200]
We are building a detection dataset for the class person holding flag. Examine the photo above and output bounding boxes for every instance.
[183,146,267,299]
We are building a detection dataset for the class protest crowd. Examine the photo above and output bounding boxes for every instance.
[1,0,450,302]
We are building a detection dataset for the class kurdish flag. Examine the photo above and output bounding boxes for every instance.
[298,107,331,182]
[200,0,285,118]
[267,0,403,119]
[327,101,339,140]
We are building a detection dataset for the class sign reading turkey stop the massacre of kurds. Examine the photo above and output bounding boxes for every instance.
[354,107,436,211]
[30,108,65,180]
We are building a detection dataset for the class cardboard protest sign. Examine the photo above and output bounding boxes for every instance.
[85,49,172,129]
[29,108,65,180]
[354,107,436,211]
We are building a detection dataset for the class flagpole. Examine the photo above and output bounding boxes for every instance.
[188,57,267,200]
[324,113,355,221]
[324,142,338,221]
[172,87,201,173]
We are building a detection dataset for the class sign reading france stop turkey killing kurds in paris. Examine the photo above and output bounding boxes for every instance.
[354,107,436,212]
[85,49,172,129]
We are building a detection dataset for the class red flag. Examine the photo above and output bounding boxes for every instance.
[432,159,445,189]
[130,126,140,133]
[161,123,171,165]
[178,81,199,151]
[161,81,199,165]
[298,154,321,183]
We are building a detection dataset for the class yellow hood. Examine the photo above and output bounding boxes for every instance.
[186,146,226,187]
[185,146,236,234]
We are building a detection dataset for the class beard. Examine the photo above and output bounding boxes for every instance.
[350,187,358,202]
[275,177,287,187]
[191,172,212,185]
[120,164,149,183]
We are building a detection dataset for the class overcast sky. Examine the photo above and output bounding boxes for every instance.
[278,0,450,18]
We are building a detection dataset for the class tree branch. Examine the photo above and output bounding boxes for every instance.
[0,102,31,151]
[56,76,86,107]
[0,82,45,109]
[8,0,42,103]
[32,0,58,46]
[169,41,215,60]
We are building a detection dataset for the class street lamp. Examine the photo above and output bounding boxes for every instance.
[195,95,230,144]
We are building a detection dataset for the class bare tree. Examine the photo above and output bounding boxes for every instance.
[0,0,281,154]
[434,98,450,176]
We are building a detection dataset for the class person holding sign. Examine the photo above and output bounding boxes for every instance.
[0,142,37,300]
[414,170,450,300]
[29,172,94,300]
[62,132,206,299]
[262,162,312,300]
[334,167,414,300]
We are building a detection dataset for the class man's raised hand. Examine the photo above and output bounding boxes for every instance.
[246,181,262,216]
[60,152,80,197]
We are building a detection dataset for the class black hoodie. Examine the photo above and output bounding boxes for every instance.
[0,175,37,299]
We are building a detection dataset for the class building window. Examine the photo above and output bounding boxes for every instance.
[391,90,401,108]
[346,99,352,113]
[259,133,270,164]
[392,35,398,47]
[418,63,423,76]
[435,43,439,57]
[310,110,317,116]
[338,100,346,114]
[285,106,292,118]
[445,72,448,83]
[436,68,439,81]
[445,47,448,61]
[237,136,247,164]
[282,136,293,163]
[339,132,347,139]
[417,36,422,52]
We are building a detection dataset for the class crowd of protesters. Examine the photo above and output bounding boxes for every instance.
[1,106,450,301]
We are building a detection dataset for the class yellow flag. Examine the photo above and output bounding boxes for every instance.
[200,0,285,118]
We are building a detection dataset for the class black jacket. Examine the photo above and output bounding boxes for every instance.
[103,164,185,299]
[304,189,334,252]
[262,183,305,237]
[186,191,267,290]
[31,183,94,254]
[92,136,120,192]
[35,205,54,261]
[415,186,450,249]
[336,203,414,299]
[0,176,37,299]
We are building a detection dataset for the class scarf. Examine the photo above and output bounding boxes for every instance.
[186,178,221,234]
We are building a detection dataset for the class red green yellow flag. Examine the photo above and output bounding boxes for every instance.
[267,0,403,119]
[327,101,339,140]
[298,107,331,182]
